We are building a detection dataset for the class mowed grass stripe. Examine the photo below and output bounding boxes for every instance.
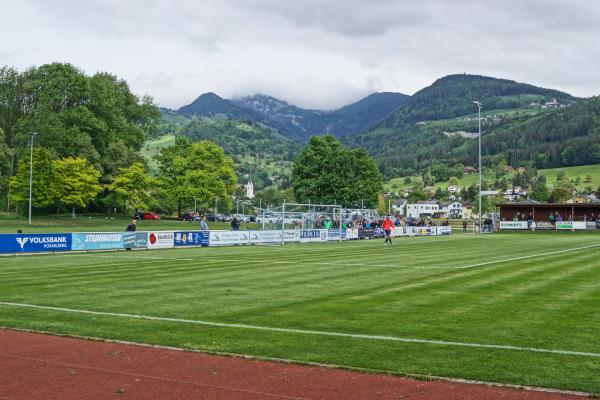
[1,301,599,359]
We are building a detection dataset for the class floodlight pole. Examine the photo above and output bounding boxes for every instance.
[28,132,37,225]
[281,201,286,246]
[473,101,482,234]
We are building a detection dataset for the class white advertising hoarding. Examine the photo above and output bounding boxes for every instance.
[147,231,174,249]
[209,231,250,246]
[500,221,529,230]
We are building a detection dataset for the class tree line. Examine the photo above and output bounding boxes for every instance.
[0,63,385,217]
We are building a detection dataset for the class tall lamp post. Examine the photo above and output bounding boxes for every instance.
[472,101,482,233]
[28,132,37,225]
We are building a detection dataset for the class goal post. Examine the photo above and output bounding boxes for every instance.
[280,202,344,246]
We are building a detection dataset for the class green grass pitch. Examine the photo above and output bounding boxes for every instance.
[0,232,599,393]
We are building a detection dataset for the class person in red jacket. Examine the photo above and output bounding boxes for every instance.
[382,215,394,246]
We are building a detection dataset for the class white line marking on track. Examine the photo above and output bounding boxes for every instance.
[1,301,598,358]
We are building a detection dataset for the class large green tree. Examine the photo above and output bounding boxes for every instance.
[156,138,237,213]
[0,63,159,209]
[106,163,156,212]
[50,157,102,216]
[291,135,382,206]
[529,182,549,202]
[8,148,55,212]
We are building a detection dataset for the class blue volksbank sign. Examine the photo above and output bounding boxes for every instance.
[0,233,72,253]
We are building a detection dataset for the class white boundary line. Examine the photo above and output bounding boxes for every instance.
[458,243,600,269]
[1,301,598,358]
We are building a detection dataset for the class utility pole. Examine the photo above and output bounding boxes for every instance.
[472,101,483,234]
[28,132,37,225]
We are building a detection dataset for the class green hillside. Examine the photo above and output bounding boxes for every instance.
[144,117,300,190]
[346,76,600,179]
[385,164,600,193]
[381,74,576,127]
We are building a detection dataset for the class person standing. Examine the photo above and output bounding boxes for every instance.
[231,216,240,231]
[126,218,137,232]
[382,215,394,246]
[199,216,209,231]
[125,218,137,251]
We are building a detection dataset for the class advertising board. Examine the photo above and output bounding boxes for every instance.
[123,232,149,249]
[392,227,404,237]
[500,221,529,230]
[299,229,327,242]
[249,230,282,243]
[533,221,553,230]
[72,232,123,251]
[556,221,587,230]
[0,233,72,253]
[147,231,174,249]
[174,231,209,247]
[209,231,250,246]
[326,229,346,240]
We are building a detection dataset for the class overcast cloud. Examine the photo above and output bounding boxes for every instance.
[2,0,600,109]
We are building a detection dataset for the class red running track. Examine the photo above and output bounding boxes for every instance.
[0,329,586,400]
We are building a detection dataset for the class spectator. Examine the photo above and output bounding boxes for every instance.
[230,216,240,231]
[125,218,136,251]
[199,216,209,231]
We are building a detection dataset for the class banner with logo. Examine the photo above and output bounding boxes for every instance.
[209,230,250,246]
[556,221,587,230]
[174,231,209,247]
[500,221,529,230]
[346,228,359,239]
[147,231,174,249]
[392,227,404,237]
[72,232,123,251]
[299,229,327,242]
[0,233,72,253]
[533,221,553,230]
[123,232,149,249]
[249,230,283,244]
[437,226,452,235]
[326,229,346,240]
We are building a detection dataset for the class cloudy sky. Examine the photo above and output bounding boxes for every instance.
[2,0,599,110]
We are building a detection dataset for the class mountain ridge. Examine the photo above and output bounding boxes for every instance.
[171,91,409,141]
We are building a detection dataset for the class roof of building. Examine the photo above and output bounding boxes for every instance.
[439,201,461,207]
[498,201,600,207]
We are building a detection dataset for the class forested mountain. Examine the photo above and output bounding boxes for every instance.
[344,74,591,178]
[177,92,273,125]
[149,117,300,190]
[171,91,408,141]
[233,92,408,140]
[381,74,576,127]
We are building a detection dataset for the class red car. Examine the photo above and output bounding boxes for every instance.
[134,212,161,220]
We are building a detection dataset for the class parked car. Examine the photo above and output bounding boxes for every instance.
[178,211,198,221]
[134,212,161,220]
[207,214,226,222]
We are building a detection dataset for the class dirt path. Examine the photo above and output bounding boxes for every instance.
[0,329,586,400]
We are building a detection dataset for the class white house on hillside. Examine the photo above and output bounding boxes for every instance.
[406,200,439,218]
[391,199,407,216]
[439,201,462,218]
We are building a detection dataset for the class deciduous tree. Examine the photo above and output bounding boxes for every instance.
[50,157,101,216]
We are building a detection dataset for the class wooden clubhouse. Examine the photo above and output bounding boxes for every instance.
[498,199,600,222]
